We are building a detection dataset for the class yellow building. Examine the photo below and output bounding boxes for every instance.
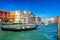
[10,10,21,23]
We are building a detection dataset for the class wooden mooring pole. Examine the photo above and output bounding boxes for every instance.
[57,16,60,38]
[58,24,60,37]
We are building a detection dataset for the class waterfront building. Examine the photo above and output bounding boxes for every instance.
[20,11,36,24]
[10,10,21,23]
[38,17,41,24]
[0,10,9,21]
[10,10,36,24]
[20,11,29,23]
[20,11,32,24]
[9,11,15,22]
[28,13,35,24]
[41,17,55,24]
[0,10,41,24]
[48,17,55,23]
[35,16,41,24]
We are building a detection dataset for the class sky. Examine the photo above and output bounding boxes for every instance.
[0,0,60,18]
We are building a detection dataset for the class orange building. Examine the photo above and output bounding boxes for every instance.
[9,11,15,22]
[0,10,9,21]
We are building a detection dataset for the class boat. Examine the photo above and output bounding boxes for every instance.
[45,23,48,25]
[1,23,38,31]
[44,21,48,25]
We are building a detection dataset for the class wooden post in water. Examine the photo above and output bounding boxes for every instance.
[57,16,60,38]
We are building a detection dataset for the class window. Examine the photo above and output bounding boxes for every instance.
[29,14,34,17]
[0,11,2,16]
[28,17,34,21]
[20,12,22,16]
[4,12,7,16]
[24,18,26,22]
[24,14,28,17]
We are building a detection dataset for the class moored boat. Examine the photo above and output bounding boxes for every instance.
[1,23,38,31]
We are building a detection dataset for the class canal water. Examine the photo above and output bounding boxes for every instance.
[0,23,58,40]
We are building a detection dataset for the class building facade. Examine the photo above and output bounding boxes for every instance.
[0,10,9,21]
[28,13,35,24]
[9,11,15,22]
[20,11,31,23]
[10,10,21,23]
[41,17,55,24]
[21,11,36,24]
[35,16,41,24]
[0,10,41,24]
